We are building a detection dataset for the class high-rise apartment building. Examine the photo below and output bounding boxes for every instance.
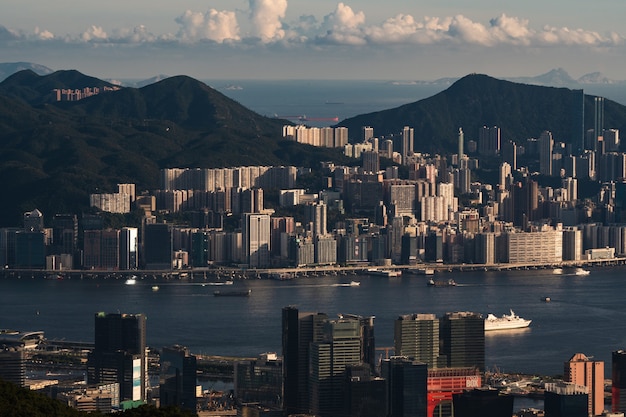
[564,352,604,417]
[242,213,271,268]
[87,312,147,404]
[401,126,414,163]
[478,126,501,156]
[439,312,485,371]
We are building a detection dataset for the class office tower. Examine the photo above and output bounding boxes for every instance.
[540,130,554,176]
[501,140,517,170]
[0,346,26,387]
[160,345,197,411]
[439,312,485,371]
[544,382,589,417]
[595,97,605,152]
[52,214,78,257]
[234,353,282,408]
[479,126,501,156]
[381,357,428,417]
[87,312,147,403]
[453,388,513,417]
[343,364,387,417]
[142,223,172,270]
[401,126,414,163]
[570,89,585,153]
[338,314,376,372]
[242,213,271,268]
[458,128,464,161]
[612,350,626,412]
[119,227,138,270]
[270,217,295,259]
[310,316,362,417]
[14,230,45,269]
[282,307,328,415]
[564,353,604,417]
[23,208,44,232]
[395,314,439,368]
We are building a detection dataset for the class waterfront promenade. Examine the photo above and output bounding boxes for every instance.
[3,257,626,280]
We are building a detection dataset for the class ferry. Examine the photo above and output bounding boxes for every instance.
[573,268,590,276]
[125,276,137,285]
[484,309,531,331]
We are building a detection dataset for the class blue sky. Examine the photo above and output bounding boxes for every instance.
[1,0,625,81]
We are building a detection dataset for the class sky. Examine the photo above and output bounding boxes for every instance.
[1,0,625,81]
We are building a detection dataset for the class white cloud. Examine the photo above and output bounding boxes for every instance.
[81,26,107,42]
[249,0,287,41]
[175,9,240,43]
[0,5,623,51]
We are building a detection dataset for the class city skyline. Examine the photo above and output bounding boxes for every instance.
[1,0,625,80]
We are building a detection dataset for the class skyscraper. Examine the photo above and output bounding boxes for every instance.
[439,312,485,371]
[282,307,328,415]
[458,128,464,161]
[394,314,440,369]
[540,130,554,176]
[564,352,604,417]
[401,126,414,163]
[612,350,626,413]
[160,345,197,411]
[478,126,501,156]
[381,357,428,417]
[594,97,605,153]
[310,316,362,417]
[87,312,147,404]
[242,213,271,268]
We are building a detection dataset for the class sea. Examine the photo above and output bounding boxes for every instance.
[202,79,626,128]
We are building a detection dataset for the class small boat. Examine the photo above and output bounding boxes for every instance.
[574,268,590,276]
[125,276,137,285]
[214,289,251,297]
[552,268,563,274]
[427,278,456,287]
[152,285,160,291]
[541,296,551,302]
[350,281,360,286]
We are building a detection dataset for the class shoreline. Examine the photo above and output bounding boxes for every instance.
[2,257,625,280]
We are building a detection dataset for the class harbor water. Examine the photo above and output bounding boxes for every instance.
[2,265,626,377]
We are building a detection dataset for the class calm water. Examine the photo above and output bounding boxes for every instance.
[2,266,626,377]
[206,79,626,128]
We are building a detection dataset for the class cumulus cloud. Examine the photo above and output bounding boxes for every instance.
[34,27,54,40]
[0,4,623,50]
[317,3,367,45]
[81,25,107,42]
[248,0,287,41]
[175,9,240,43]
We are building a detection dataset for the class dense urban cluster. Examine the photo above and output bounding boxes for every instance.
[2,96,626,272]
[3,307,626,417]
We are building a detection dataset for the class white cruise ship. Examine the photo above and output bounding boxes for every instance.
[484,309,531,331]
